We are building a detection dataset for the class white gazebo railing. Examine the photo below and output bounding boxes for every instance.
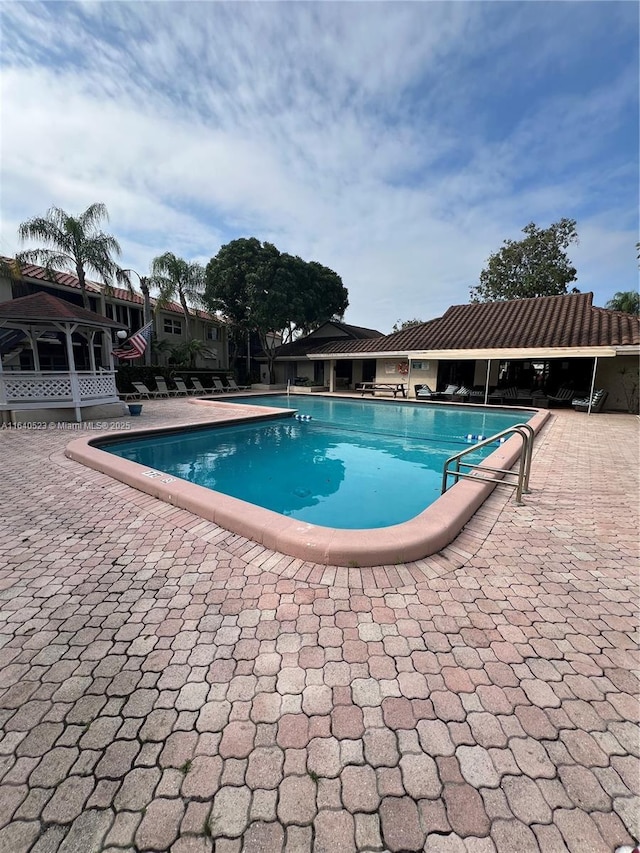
[0,370,119,411]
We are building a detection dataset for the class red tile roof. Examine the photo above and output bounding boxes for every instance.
[154,300,218,322]
[2,257,218,321]
[108,286,144,305]
[2,258,102,293]
[306,293,640,355]
[0,292,122,327]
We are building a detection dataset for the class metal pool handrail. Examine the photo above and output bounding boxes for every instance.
[441,423,535,505]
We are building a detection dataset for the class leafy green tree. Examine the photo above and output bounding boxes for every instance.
[605,291,640,316]
[202,238,263,375]
[16,203,129,309]
[152,252,205,341]
[392,318,424,333]
[470,218,579,302]
[205,239,348,383]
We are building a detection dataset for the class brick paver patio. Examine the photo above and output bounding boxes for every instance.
[0,400,638,853]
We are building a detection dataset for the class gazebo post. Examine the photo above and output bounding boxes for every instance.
[62,322,82,422]
[87,330,97,373]
[31,332,41,372]
[106,329,115,372]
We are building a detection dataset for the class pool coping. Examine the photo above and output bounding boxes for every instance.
[65,402,551,567]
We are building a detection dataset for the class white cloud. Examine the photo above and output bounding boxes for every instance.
[0,1,637,331]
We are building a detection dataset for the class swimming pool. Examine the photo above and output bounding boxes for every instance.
[98,396,532,529]
[224,394,530,447]
[66,396,549,566]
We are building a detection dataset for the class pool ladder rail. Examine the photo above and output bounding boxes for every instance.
[441,423,535,505]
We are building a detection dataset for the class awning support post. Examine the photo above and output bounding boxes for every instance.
[484,359,491,405]
[587,356,598,415]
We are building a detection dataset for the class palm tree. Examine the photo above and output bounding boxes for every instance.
[169,339,208,368]
[119,268,154,365]
[16,203,129,310]
[152,252,205,340]
[605,291,640,317]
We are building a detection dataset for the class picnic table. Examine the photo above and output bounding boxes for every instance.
[359,382,407,398]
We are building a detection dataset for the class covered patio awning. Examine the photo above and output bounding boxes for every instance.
[307,346,619,360]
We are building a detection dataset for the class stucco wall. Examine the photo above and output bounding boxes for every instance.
[154,311,228,370]
[374,359,409,386]
[595,355,639,412]
[407,360,439,396]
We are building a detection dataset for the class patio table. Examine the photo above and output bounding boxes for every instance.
[359,382,407,398]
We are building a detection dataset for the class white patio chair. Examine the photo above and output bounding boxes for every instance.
[190,378,214,394]
[173,378,196,396]
[226,378,250,391]
[132,381,163,399]
[154,376,178,397]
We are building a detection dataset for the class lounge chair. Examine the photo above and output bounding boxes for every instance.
[226,378,250,391]
[154,376,178,398]
[132,381,164,400]
[452,385,484,403]
[572,389,608,413]
[467,388,486,403]
[172,379,195,396]
[212,379,231,393]
[545,385,575,407]
[488,387,518,404]
[440,384,460,401]
[190,378,214,394]
[453,385,471,401]
[414,384,437,400]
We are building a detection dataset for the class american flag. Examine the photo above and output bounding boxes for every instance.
[111,321,154,360]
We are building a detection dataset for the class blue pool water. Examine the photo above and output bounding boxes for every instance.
[103,396,532,529]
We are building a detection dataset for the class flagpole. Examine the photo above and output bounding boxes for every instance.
[121,269,153,366]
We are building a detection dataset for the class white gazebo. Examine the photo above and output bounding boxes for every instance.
[0,292,128,424]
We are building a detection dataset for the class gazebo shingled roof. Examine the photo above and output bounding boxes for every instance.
[0,292,122,328]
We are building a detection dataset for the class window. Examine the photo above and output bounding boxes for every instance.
[163,318,182,335]
[205,326,218,341]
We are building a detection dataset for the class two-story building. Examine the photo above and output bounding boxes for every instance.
[0,258,229,422]
[0,258,228,372]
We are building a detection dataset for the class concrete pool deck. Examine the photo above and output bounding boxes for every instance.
[0,398,638,852]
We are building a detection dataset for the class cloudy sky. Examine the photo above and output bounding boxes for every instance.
[1,1,637,332]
